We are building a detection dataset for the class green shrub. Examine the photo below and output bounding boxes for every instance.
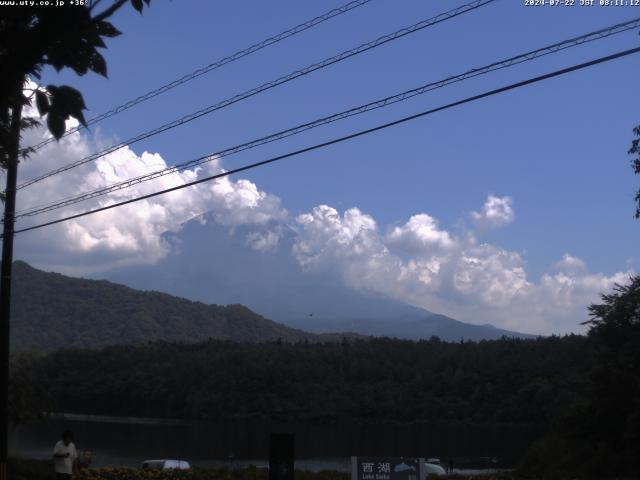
[8,457,55,480]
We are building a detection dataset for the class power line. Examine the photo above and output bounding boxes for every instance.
[27,0,375,152]
[14,16,640,219]
[10,45,640,237]
[16,0,496,191]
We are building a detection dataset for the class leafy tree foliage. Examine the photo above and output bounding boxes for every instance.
[521,276,640,478]
[581,276,640,476]
[630,126,640,218]
[0,0,151,169]
[15,335,589,427]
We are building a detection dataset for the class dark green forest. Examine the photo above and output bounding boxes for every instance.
[520,277,640,478]
[14,335,588,425]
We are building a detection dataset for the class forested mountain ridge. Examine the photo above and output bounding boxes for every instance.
[9,261,348,351]
[286,312,536,342]
[8,261,532,351]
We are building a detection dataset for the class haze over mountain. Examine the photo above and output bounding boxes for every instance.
[104,214,534,341]
[10,256,530,353]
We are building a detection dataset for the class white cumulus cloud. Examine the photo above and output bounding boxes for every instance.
[292,201,631,334]
[14,96,286,273]
[387,214,456,253]
[555,253,587,273]
[12,86,634,334]
[471,195,515,230]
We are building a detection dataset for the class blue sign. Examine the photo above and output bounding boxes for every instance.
[351,457,425,480]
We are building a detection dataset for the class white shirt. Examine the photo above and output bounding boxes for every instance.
[53,440,78,475]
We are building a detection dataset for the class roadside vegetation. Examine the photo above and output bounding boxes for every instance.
[6,458,523,480]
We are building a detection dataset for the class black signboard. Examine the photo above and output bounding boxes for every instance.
[269,433,294,480]
[351,457,424,480]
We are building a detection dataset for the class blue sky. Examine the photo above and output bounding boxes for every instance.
[44,0,639,275]
[15,0,640,333]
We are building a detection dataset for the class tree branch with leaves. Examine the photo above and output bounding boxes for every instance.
[0,1,152,475]
[629,125,640,219]
[0,0,151,169]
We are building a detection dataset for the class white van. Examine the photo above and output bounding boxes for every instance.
[142,459,191,470]
[423,461,446,477]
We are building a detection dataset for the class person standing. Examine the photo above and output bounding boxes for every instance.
[53,431,78,479]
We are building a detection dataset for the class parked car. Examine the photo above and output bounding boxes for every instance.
[142,459,191,470]
[423,461,446,477]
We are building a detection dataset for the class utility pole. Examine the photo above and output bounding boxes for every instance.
[0,98,23,480]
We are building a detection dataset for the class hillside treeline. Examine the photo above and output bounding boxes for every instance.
[10,261,328,352]
[13,335,588,426]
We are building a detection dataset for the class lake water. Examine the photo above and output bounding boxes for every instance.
[9,416,541,472]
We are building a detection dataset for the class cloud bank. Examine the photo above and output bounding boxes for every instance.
[15,98,286,272]
[12,96,632,334]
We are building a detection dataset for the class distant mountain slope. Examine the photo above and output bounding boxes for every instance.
[105,218,535,342]
[9,261,343,351]
[287,313,536,342]
[10,251,533,352]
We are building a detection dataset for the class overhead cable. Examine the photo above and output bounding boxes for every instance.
[15,16,640,219]
[11,45,640,236]
[17,0,496,190]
